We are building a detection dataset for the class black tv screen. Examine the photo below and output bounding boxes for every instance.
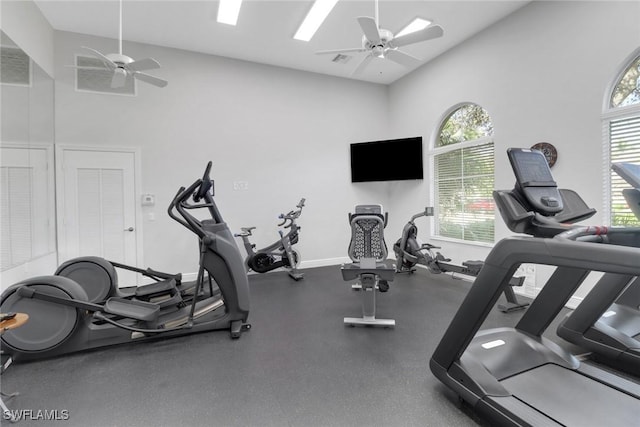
[350,136,423,182]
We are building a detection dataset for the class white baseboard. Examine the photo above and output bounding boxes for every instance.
[300,257,351,269]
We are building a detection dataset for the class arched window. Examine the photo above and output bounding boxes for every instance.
[603,48,640,226]
[432,103,494,243]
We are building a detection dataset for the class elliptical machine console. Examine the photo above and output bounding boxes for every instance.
[0,161,251,362]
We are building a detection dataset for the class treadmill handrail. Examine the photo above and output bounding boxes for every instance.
[431,235,640,370]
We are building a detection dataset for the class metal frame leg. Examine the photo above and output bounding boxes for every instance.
[344,275,395,328]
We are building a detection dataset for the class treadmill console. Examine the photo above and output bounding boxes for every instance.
[507,148,564,215]
[612,162,640,189]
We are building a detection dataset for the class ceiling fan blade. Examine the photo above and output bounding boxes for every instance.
[392,24,444,48]
[81,46,117,70]
[315,47,367,55]
[66,65,111,71]
[133,72,168,88]
[385,49,420,68]
[351,54,373,76]
[111,68,127,88]
[126,57,161,72]
[357,16,381,44]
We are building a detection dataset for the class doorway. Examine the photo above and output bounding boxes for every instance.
[56,145,142,285]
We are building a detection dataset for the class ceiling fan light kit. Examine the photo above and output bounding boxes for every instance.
[68,0,167,89]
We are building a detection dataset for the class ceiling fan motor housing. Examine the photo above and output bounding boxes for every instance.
[362,28,394,50]
[106,53,135,67]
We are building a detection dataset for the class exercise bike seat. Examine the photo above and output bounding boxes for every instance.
[341,259,395,282]
[235,227,256,237]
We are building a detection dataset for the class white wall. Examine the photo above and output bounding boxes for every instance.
[387,1,640,300]
[53,31,391,275]
[7,0,640,297]
[1,0,55,77]
[1,2,57,291]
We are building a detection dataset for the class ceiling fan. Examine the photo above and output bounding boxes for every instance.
[316,0,444,75]
[68,0,167,88]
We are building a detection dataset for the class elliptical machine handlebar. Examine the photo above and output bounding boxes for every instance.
[193,161,213,203]
[168,161,225,240]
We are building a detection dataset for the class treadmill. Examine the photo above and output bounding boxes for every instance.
[430,148,640,426]
[556,162,640,376]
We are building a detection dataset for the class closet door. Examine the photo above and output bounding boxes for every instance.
[57,147,140,285]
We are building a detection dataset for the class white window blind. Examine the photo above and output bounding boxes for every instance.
[434,142,495,243]
[609,116,640,225]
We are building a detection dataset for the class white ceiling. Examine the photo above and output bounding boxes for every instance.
[34,0,529,85]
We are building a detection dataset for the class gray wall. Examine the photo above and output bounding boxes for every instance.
[1,0,55,77]
[388,0,640,297]
[53,31,391,274]
[7,1,640,299]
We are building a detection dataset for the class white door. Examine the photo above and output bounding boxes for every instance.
[57,147,140,285]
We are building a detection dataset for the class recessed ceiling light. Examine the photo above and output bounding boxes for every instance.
[294,0,340,42]
[396,17,432,38]
[218,0,243,26]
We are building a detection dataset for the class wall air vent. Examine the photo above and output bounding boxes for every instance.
[332,54,352,64]
[75,55,135,96]
[1,46,31,86]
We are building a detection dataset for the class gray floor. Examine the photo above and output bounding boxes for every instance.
[2,266,563,427]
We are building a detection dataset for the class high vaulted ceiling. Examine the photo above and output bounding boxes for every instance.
[35,0,529,85]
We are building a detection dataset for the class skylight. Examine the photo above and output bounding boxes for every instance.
[396,17,432,38]
[217,0,243,26]
[294,0,340,42]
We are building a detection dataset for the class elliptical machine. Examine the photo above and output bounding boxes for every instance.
[0,161,251,362]
[235,199,305,280]
[393,207,528,313]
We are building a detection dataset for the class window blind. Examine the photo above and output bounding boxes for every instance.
[610,115,640,225]
[434,142,495,243]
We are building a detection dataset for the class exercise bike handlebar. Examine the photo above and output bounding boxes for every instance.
[277,198,306,228]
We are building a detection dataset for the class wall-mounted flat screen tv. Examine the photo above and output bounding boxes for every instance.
[350,136,423,182]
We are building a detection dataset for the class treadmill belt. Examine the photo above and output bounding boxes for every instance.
[501,364,638,426]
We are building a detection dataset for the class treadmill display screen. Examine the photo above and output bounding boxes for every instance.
[509,149,555,187]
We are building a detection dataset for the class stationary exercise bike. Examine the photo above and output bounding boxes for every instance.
[235,199,305,280]
[0,161,251,362]
[393,207,528,313]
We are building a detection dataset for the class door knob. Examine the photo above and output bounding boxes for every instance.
[124,227,134,232]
